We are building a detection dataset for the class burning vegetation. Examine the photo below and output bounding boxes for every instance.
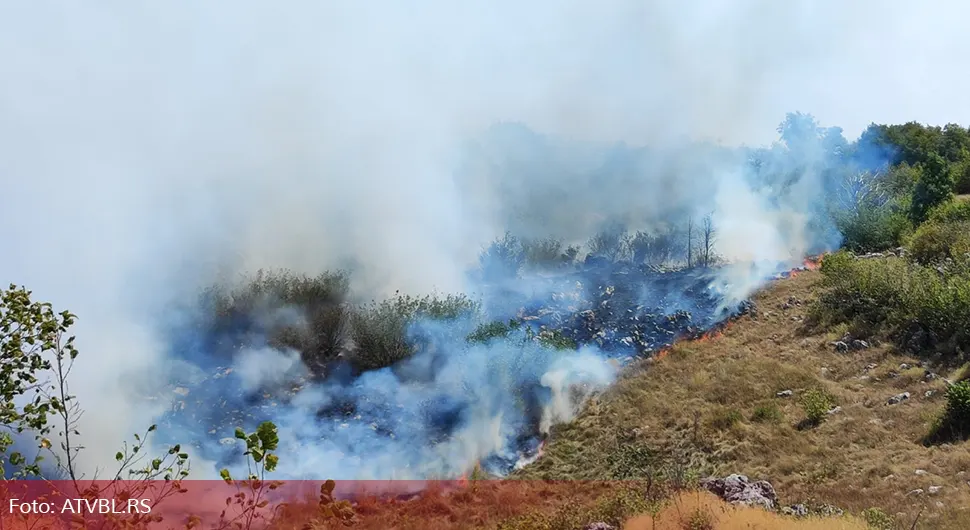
[8,112,970,529]
[161,224,762,479]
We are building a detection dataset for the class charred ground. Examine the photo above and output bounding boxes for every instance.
[159,239,758,476]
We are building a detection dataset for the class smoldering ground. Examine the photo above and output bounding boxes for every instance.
[1,0,968,479]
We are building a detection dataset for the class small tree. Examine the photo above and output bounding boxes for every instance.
[700,213,717,268]
[1,284,191,479]
[910,153,955,224]
[587,224,628,262]
[686,217,694,268]
[479,232,524,280]
[0,284,77,477]
[1,284,192,530]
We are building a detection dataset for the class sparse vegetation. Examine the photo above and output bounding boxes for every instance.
[752,403,783,424]
[516,270,970,529]
[710,407,744,430]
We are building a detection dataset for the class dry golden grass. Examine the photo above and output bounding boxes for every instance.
[516,270,970,529]
[625,490,869,530]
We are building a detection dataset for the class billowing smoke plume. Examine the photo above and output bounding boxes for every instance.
[1,0,967,479]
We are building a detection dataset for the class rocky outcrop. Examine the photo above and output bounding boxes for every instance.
[700,474,777,510]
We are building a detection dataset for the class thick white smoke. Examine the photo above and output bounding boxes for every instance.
[2,0,969,478]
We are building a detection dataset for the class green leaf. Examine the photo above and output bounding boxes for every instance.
[115,452,124,462]
[256,421,279,451]
[265,454,278,472]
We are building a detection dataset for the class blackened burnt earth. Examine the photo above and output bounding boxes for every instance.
[158,260,752,475]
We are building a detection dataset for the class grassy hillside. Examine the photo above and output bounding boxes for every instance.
[513,269,970,529]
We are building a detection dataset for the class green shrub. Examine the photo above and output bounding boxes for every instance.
[910,153,955,224]
[812,250,970,355]
[927,380,970,444]
[751,403,783,424]
[521,237,577,270]
[906,220,970,265]
[606,441,658,480]
[467,319,521,344]
[203,269,352,370]
[801,389,834,426]
[834,204,910,253]
[479,232,525,280]
[536,329,578,350]
[928,198,970,223]
[205,270,483,374]
[952,159,970,194]
[860,507,894,530]
[945,380,970,429]
[350,293,479,371]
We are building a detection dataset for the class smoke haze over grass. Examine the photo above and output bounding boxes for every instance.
[2,0,970,477]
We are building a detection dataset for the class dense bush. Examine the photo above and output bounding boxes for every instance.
[348,292,479,371]
[833,203,910,253]
[906,220,970,265]
[910,153,955,224]
[625,228,684,267]
[928,198,970,223]
[945,380,970,430]
[812,250,970,355]
[479,232,526,280]
[587,226,629,262]
[520,237,578,270]
[204,270,480,374]
[926,380,970,444]
[952,159,970,194]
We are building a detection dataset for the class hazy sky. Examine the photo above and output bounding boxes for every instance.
[1,0,969,476]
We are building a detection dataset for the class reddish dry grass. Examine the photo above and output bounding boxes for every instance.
[268,480,616,530]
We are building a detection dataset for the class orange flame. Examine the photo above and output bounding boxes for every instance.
[803,253,827,271]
